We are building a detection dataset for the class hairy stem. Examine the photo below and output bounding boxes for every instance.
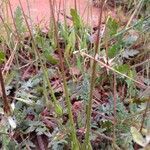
[84,1,104,149]
[49,0,80,149]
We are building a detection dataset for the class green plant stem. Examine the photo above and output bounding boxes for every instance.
[84,2,104,149]
[18,0,62,116]
[112,73,117,147]
[49,0,80,149]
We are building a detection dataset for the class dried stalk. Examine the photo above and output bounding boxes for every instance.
[84,1,105,149]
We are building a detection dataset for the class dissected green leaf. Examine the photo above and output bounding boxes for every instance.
[14,6,26,33]
[51,140,68,150]
[124,34,139,45]
[122,49,139,59]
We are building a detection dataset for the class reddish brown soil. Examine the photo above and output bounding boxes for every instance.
[9,0,114,27]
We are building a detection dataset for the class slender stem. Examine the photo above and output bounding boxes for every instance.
[113,73,117,147]
[74,0,77,11]
[0,65,11,115]
[84,2,104,149]
[113,74,117,123]
[26,0,33,33]
[49,0,79,149]
[78,51,148,89]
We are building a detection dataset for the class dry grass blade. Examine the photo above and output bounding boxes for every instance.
[78,51,148,89]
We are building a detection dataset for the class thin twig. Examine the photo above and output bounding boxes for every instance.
[77,51,148,89]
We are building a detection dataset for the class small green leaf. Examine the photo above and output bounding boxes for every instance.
[131,126,147,147]
[115,64,130,75]
[122,49,139,59]
[55,103,63,116]
[44,52,58,65]
[65,30,76,57]
[108,44,120,58]
[0,51,5,64]
[14,6,25,33]
[107,17,119,36]
[108,36,124,58]
[70,9,83,29]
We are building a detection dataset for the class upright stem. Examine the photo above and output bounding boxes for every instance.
[113,73,117,147]
[49,0,79,149]
[74,0,77,11]
[84,2,104,149]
